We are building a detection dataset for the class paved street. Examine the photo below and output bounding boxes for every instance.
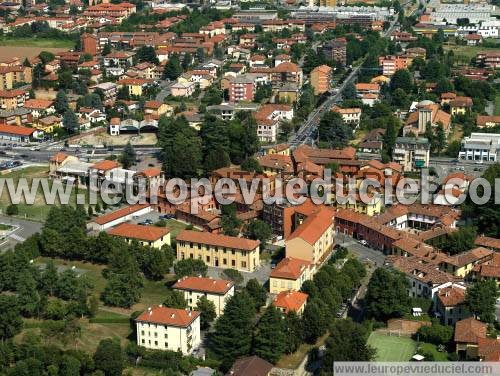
[0,215,43,251]
[336,233,386,267]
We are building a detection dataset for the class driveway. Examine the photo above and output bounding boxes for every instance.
[206,261,271,287]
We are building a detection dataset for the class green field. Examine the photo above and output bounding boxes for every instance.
[367,332,417,361]
[495,95,500,116]
[0,37,74,48]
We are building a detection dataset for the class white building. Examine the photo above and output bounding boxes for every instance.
[135,306,201,355]
[173,276,235,316]
[393,137,430,172]
[458,133,500,162]
[86,203,152,231]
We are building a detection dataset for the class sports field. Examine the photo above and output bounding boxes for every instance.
[367,332,417,361]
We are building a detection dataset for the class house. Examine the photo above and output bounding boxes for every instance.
[144,101,173,117]
[435,284,470,326]
[103,51,134,68]
[440,247,493,278]
[107,223,171,249]
[87,204,152,231]
[378,55,412,76]
[285,206,335,266]
[272,290,308,315]
[0,123,34,143]
[454,317,487,359]
[34,115,62,134]
[269,257,313,294]
[474,236,500,252]
[24,99,55,119]
[227,356,273,376]
[173,276,234,316]
[49,153,91,185]
[135,306,201,355]
[171,82,196,97]
[253,104,293,143]
[332,106,361,127]
[91,82,118,105]
[176,230,260,272]
[310,65,332,95]
[470,252,500,287]
[476,115,500,128]
[464,34,482,46]
[450,96,473,116]
[117,78,151,97]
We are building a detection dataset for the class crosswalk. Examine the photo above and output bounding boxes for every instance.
[9,233,25,242]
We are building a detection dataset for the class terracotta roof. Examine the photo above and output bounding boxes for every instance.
[138,167,161,177]
[273,62,300,73]
[227,356,273,376]
[386,255,458,286]
[443,247,493,267]
[478,337,500,361]
[91,204,150,225]
[475,236,500,250]
[454,317,487,344]
[0,124,35,136]
[50,152,69,163]
[272,290,308,313]
[108,222,169,242]
[173,276,233,295]
[436,285,466,307]
[476,115,500,127]
[355,83,380,91]
[176,230,260,251]
[287,206,334,245]
[270,257,311,280]
[136,305,199,327]
[24,99,54,109]
[91,160,120,171]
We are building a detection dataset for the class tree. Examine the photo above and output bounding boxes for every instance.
[245,220,271,245]
[173,259,208,278]
[439,226,476,255]
[382,116,399,160]
[318,111,353,149]
[54,90,69,114]
[88,206,94,217]
[40,260,59,296]
[221,269,244,285]
[163,290,187,309]
[365,268,412,321]
[204,148,230,172]
[93,339,123,376]
[343,82,356,100]
[136,46,159,64]
[416,323,453,345]
[101,273,142,308]
[240,157,263,173]
[63,109,79,133]
[301,299,329,343]
[182,53,192,70]
[119,142,136,169]
[141,247,173,281]
[163,54,183,80]
[0,295,23,340]
[16,269,41,317]
[465,280,498,323]
[210,291,255,371]
[6,204,18,216]
[252,307,288,363]
[390,69,413,93]
[197,296,216,330]
[434,123,446,155]
[323,319,376,362]
[245,278,267,310]
[196,47,205,63]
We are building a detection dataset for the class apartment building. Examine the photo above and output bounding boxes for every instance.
[173,276,234,316]
[332,106,361,127]
[322,38,347,66]
[135,306,201,355]
[435,284,470,326]
[285,206,335,266]
[229,76,254,102]
[378,55,412,76]
[253,104,294,143]
[393,137,430,172]
[440,247,493,278]
[107,223,171,249]
[476,52,500,69]
[176,230,260,272]
[0,89,28,110]
[310,65,332,95]
[83,2,136,20]
[0,65,32,91]
[269,257,314,294]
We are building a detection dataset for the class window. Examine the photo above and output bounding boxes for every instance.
[231,250,235,255]
[141,331,144,335]
[241,261,247,268]
[142,339,145,344]
[273,280,277,287]
[206,256,210,262]
[231,260,235,266]
[223,258,227,265]
[164,334,168,339]
[154,341,158,346]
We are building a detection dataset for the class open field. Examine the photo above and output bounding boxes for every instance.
[495,95,500,116]
[0,45,68,60]
[367,332,417,361]
[0,37,73,48]
[72,130,158,147]
[443,44,498,60]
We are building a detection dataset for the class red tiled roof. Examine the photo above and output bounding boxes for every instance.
[107,222,169,242]
[24,99,53,109]
[91,160,120,171]
[138,167,161,177]
[136,305,199,327]
[228,356,273,376]
[272,290,308,313]
[173,276,233,294]
[270,257,310,280]
[176,230,259,251]
[287,206,334,245]
[436,285,466,307]
[91,204,150,225]
[0,124,35,136]
[475,236,500,250]
[454,317,487,344]
[50,152,69,163]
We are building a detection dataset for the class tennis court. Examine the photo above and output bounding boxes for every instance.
[367,332,417,361]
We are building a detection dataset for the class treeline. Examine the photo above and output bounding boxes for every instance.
[15,206,174,308]
[208,257,367,371]
[157,112,260,179]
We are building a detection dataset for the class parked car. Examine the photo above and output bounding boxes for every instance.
[359,239,368,246]
[159,214,174,220]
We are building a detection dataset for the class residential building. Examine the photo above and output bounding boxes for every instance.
[470,253,500,287]
[458,133,500,162]
[322,38,347,66]
[34,115,62,134]
[117,78,151,97]
[107,223,171,249]
[24,99,55,119]
[253,104,293,143]
[269,257,314,294]
[435,284,470,326]
[176,230,260,272]
[285,206,335,265]
[393,137,430,172]
[476,52,500,69]
[310,65,332,95]
[81,33,98,55]
[87,204,152,231]
[171,82,196,97]
[144,101,173,117]
[474,236,500,252]
[135,306,201,355]
[229,76,254,102]
[355,83,380,97]
[450,96,473,116]
[440,247,493,278]
[0,65,32,91]
[0,123,34,143]
[272,290,308,315]
[0,89,28,110]
[454,317,487,360]
[91,82,118,105]
[332,106,361,127]
[227,356,273,376]
[173,276,234,316]
[378,55,412,76]
[476,115,500,128]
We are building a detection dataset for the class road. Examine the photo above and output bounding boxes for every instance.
[336,233,386,267]
[0,215,43,251]
[288,17,400,148]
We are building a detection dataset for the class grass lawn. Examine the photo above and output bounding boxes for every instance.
[495,94,500,116]
[418,342,449,361]
[0,37,74,48]
[367,332,417,361]
[276,332,329,369]
[163,219,189,239]
[0,223,12,230]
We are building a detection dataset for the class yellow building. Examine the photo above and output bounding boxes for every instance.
[440,247,493,278]
[269,257,314,294]
[173,276,235,316]
[117,78,150,97]
[34,115,62,134]
[108,223,171,249]
[285,206,335,265]
[272,290,308,315]
[176,230,260,272]
[266,143,291,156]
[335,193,383,216]
[0,65,32,91]
[450,96,473,116]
